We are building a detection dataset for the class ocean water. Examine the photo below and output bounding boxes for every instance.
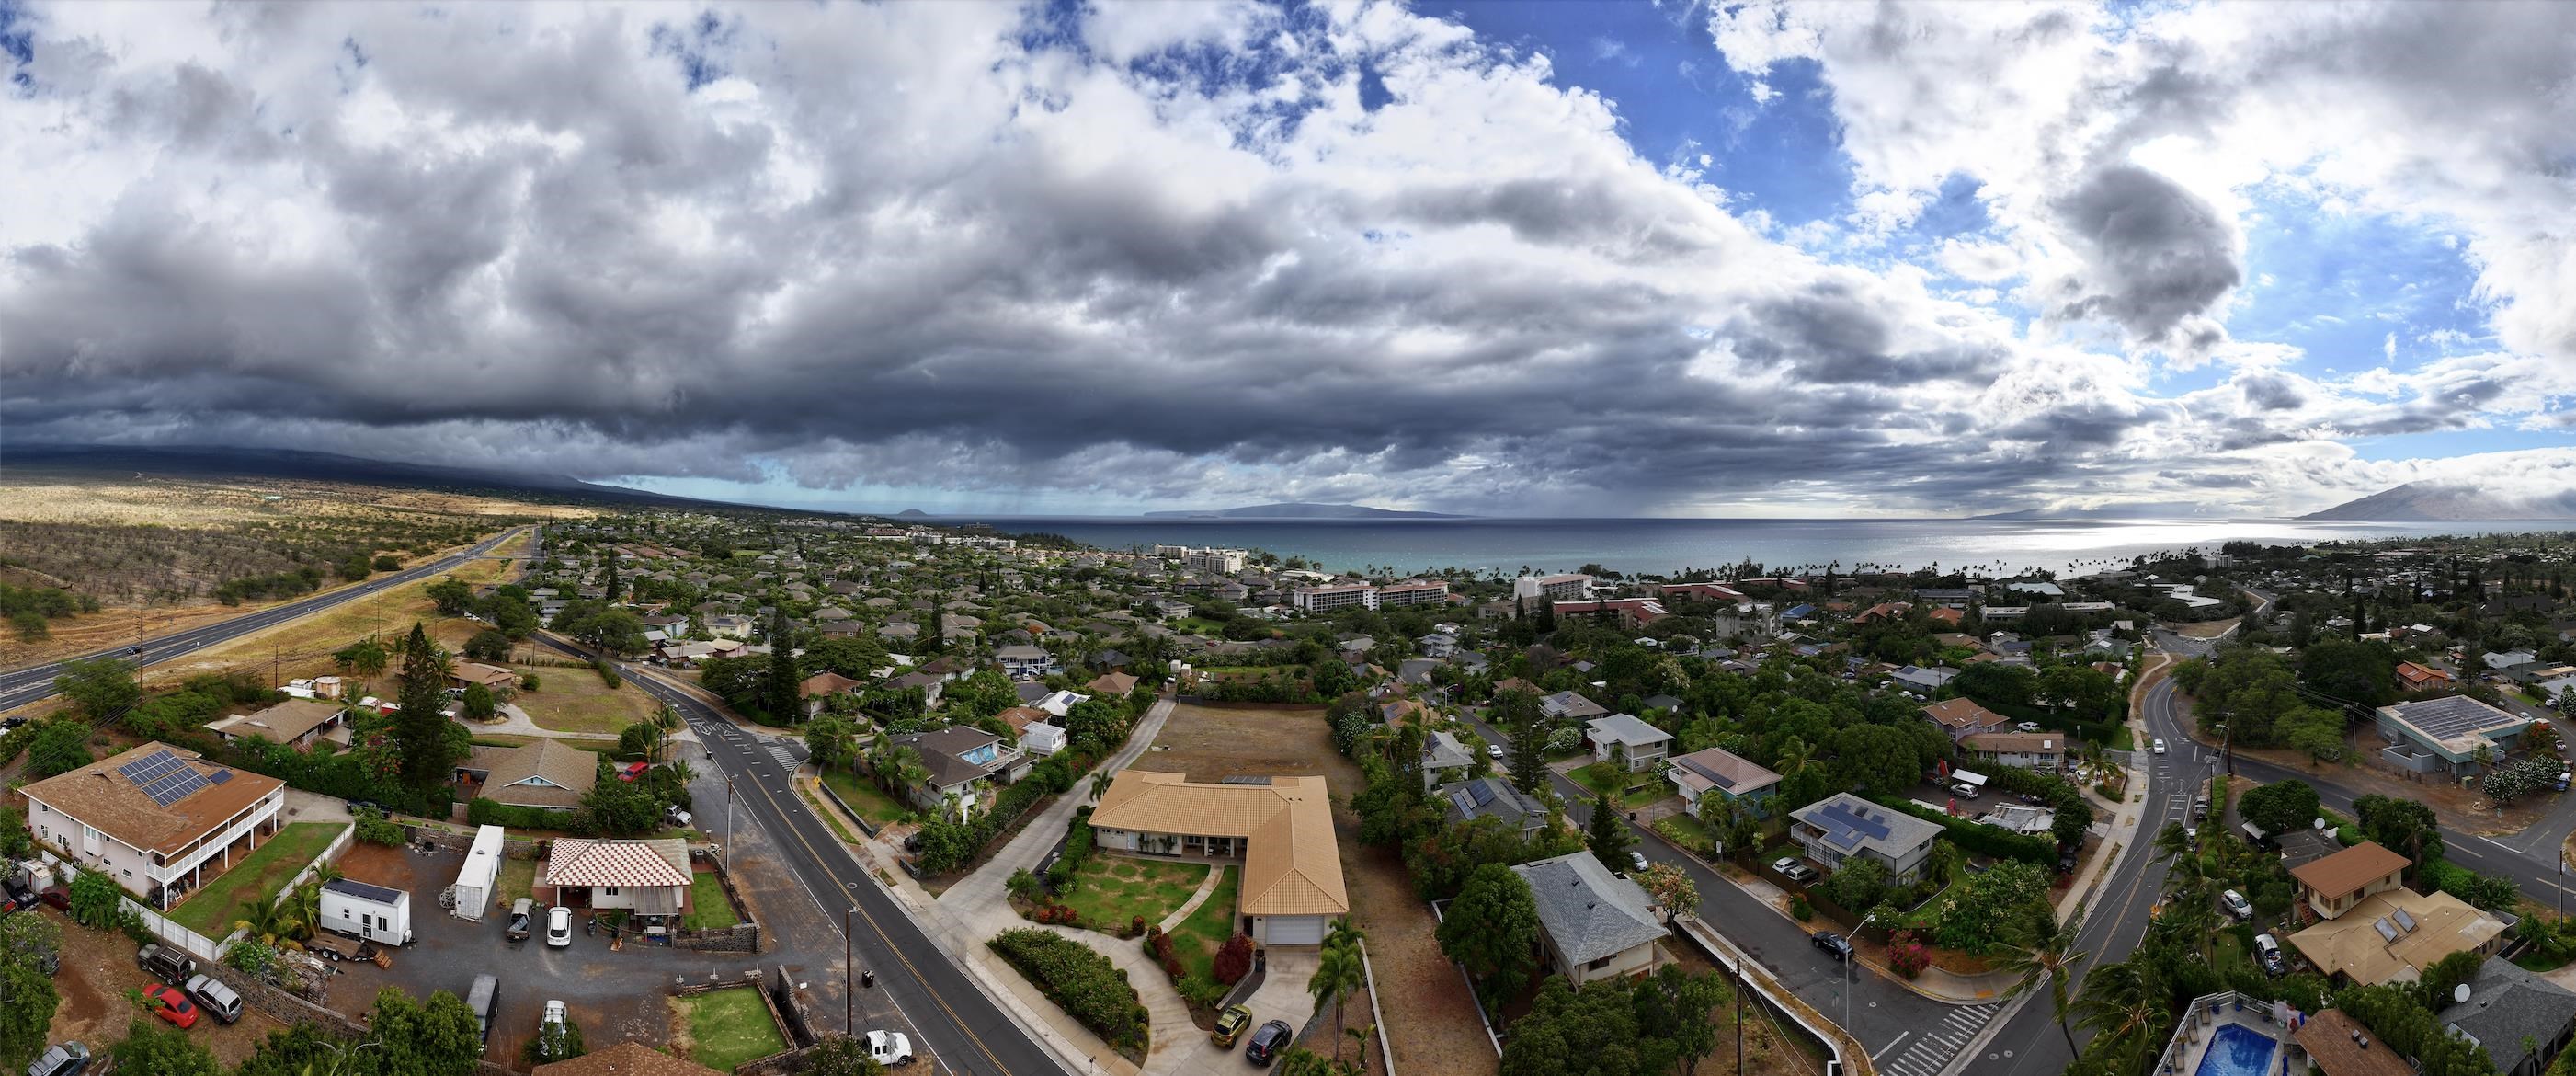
[940,516,2565,578]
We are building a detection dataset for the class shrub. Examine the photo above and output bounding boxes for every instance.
[988,929,1148,1049]
[353,808,405,847]
[594,659,621,689]
[1788,896,1812,921]
[521,672,541,692]
[1213,934,1255,985]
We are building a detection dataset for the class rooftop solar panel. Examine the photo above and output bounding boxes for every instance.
[324,878,405,904]
[117,750,211,807]
[2392,908,2417,933]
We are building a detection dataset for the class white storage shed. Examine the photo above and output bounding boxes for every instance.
[320,878,413,944]
[450,825,505,921]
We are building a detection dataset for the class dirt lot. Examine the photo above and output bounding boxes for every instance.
[43,909,285,1067]
[1141,704,1499,1076]
[152,550,521,690]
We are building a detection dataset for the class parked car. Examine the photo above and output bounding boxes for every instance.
[1950,782,1981,799]
[1810,932,1852,961]
[2192,796,2210,820]
[27,1042,89,1076]
[1629,850,1650,873]
[507,899,534,942]
[137,943,199,986]
[1,878,34,911]
[2152,738,2168,754]
[666,807,693,828]
[142,984,199,1030]
[2057,844,2080,874]
[546,906,573,948]
[2016,721,2043,733]
[1213,1005,1254,1047]
[183,974,243,1024]
[2220,889,2254,921]
[863,1030,915,1067]
[619,761,651,782]
[1772,857,1819,884]
[2253,933,2287,976]
[37,888,67,912]
[1487,744,1506,760]
[2183,826,2199,845]
[1245,1021,1294,1067]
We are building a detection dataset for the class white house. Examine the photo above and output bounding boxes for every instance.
[1584,713,1675,773]
[538,838,692,917]
[320,877,413,945]
[20,742,287,910]
[1511,852,1666,985]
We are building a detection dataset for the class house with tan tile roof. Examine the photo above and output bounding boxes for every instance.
[449,661,519,691]
[206,698,346,750]
[20,741,288,909]
[1089,770,1348,945]
[538,837,691,915]
[465,739,600,811]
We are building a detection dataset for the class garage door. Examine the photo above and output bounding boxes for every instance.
[1267,916,1326,945]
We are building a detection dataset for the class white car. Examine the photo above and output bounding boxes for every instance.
[2221,889,2254,921]
[864,1030,916,1067]
[2152,738,2168,755]
[1487,744,1506,760]
[546,906,573,947]
[2016,721,2042,733]
[542,1000,566,1028]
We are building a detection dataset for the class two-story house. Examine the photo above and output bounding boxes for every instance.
[891,727,1027,819]
[1511,852,1668,985]
[2290,841,2410,921]
[1584,714,1674,773]
[2287,841,2513,985]
[1787,793,1941,884]
[993,645,1057,680]
[1959,731,2068,772]
[21,742,289,910]
[1541,691,1610,722]
[1664,746,1781,822]
[1421,729,1476,790]
[1921,698,2010,743]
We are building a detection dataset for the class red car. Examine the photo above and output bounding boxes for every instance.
[144,984,199,1029]
[619,761,651,782]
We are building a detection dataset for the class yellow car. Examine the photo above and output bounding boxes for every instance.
[1213,1005,1254,1047]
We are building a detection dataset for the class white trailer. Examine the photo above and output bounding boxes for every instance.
[450,825,505,921]
[320,878,413,944]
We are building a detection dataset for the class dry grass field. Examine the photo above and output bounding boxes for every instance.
[146,538,523,688]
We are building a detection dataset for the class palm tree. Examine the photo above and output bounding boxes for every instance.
[880,746,929,802]
[1998,905,2090,1054]
[234,892,301,950]
[2074,958,2168,1070]
[1089,771,1112,803]
[336,636,390,693]
[2151,822,2194,865]
[650,704,680,763]
[1308,924,1367,1065]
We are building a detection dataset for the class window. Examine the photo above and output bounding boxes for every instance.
[606,887,620,897]
[1588,956,1613,970]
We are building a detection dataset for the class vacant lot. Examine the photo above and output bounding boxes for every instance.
[514,666,663,735]
[157,552,518,689]
[169,821,348,936]
[670,987,788,1071]
[1137,704,1494,1076]
[819,767,910,828]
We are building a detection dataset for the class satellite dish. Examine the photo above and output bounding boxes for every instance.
[2455,984,2472,1004]
[2314,818,2328,830]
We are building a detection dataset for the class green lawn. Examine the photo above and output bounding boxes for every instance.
[1653,813,1716,855]
[496,857,536,904]
[169,822,348,936]
[821,767,911,827]
[1167,866,1239,982]
[684,873,740,931]
[1571,762,1671,808]
[680,987,788,1071]
[1058,856,1209,933]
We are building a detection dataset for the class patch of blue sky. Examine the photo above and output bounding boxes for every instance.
[1119,4,1348,149]
[1435,0,1854,228]
[2228,184,2490,377]
[2342,427,2569,464]
[646,9,735,93]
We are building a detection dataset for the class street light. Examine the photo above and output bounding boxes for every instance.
[1845,912,1875,1036]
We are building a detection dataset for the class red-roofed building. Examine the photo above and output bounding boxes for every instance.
[539,838,692,915]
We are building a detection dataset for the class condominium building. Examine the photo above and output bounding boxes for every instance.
[1514,574,1595,602]
[1181,548,1248,574]
[1292,583,1379,612]
[1375,579,1450,607]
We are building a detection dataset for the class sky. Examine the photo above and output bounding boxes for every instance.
[3,0,2574,519]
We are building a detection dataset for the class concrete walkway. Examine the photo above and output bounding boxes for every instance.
[466,702,621,742]
[1156,866,1225,933]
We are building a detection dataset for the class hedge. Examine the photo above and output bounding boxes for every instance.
[468,798,573,830]
[988,929,1148,1050]
[1869,795,2057,865]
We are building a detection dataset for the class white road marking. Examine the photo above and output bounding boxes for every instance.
[1872,1032,1913,1060]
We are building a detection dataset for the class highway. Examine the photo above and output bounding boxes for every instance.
[0,527,530,712]
[537,635,1071,1076]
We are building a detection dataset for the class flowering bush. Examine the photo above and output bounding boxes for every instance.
[1886,930,1932,979]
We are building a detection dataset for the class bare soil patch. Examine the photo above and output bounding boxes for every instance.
[46,909,284,1068]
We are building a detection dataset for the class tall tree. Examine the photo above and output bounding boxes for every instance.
[1308,921,1367,1065]
[1438,864,1542,1013]
[52,657,140,724]
[110,1019,220,1076]
[1998,904,2090,1054]
[767,604,802,722]
[1586,787,1635,874]
[394,624,458,791]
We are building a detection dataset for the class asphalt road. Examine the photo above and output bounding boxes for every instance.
[537,636,1070,1076]
[0,527,529,711]
[1452,708,2006,1076]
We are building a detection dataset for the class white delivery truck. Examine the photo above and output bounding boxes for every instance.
[450,825,505,921]
[320,877,414,944]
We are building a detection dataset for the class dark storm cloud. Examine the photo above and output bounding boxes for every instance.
[0,1,2183,514]
[2238,374,2305,412]
[2049,162,2241,342]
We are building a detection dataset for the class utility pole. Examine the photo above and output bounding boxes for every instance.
[726,773,735,852]
[845,905,855,1036]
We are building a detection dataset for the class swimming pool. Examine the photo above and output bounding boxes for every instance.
[2195,1023,2280,1076]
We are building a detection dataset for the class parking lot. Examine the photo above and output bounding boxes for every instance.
[324,841,769,1066]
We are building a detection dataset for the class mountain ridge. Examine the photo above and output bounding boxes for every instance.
[2302,481,2576,521]
[0,443,776,514]
[1141,501,1467,520]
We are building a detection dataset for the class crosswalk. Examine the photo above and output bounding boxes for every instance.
[765,743,800,769]
[1877,1002,2001,1076]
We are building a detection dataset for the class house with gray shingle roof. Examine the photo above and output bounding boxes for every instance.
[2443,956,2576,1076]
[1510,852,1668,985]
[1584,713,1674,772]
[1420,729,1475,790]
[1434,777,1548,835]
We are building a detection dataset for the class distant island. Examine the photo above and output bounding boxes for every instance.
[1968,503,2224,521]
[1142,501,1469,520]
[2303,481,2576,521]
[895,509,932,518]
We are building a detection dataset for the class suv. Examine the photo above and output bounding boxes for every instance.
[1245,1021,1294,1067]
[1810,932,1852,961]
[137,944,199,986]
[27,1043,89,1076]
[2253,933,2287,976]
[183,974,243,1024]
[1213,1005,1254,1047]
[2220,889,2255,921]
[1772,857,1820,884]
